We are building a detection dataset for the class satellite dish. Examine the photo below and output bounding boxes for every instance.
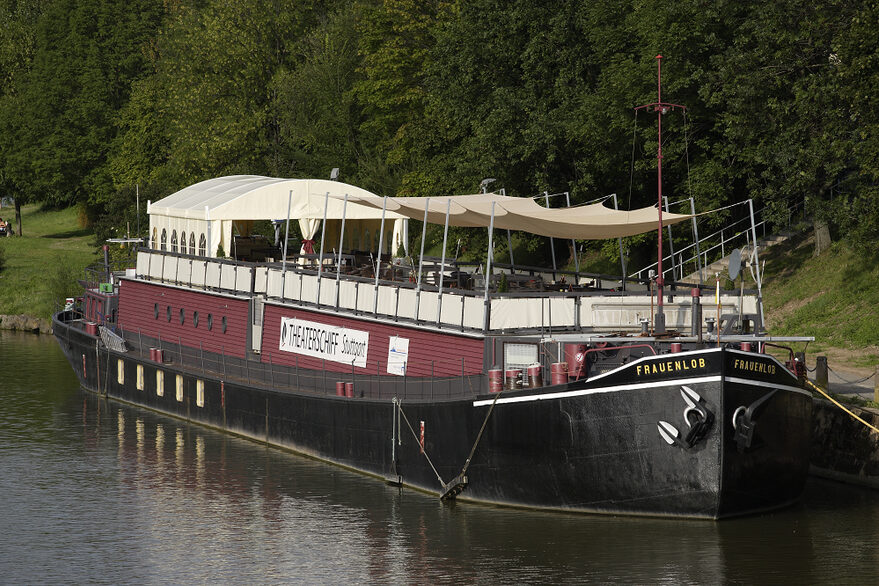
[728,248,742,281]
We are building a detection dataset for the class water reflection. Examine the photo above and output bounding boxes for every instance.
[2,331,879,584]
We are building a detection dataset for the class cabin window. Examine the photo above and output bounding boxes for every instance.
[504,343,539,372]
[180,232,187,254]
[154,303,159,319]
[196,380,204,408]
[152,227,157,249]
[161,229,167,251]
[156,370,164,397]
[189,233,196,255]
[198,234,206,256]
[222,316,227,333]
[166,305,172,322]
[136,364,144,390]
[207,314,213,331]
[193,311,199,328]
[117,359,124,385]
[179,308,185,325]
[171,230,178,253]
[176,375,183,402]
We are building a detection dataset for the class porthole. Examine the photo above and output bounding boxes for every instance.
[222,316,227,333]
[154,303,159,319]
[207,314,213,331]
[179,308,185,325]
[193,311,199,328]
[166,306,172,321]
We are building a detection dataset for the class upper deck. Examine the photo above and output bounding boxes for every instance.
[134,248,758,337]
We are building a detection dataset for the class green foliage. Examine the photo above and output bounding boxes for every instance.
[3,0,165,212]
[46,256,84,308]
[0,204,95,318]
[497,272,508,293]
[1,0,878,272]
[763,234,879,351]
[0,240,5,272]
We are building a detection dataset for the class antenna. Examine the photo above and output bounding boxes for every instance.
[634,55,686,334]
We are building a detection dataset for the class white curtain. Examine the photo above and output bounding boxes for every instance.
[298,218,321,254]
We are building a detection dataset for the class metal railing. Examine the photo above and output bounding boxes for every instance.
[118,327,488,401]
[630,197,806,283]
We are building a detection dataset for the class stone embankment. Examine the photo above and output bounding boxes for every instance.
[812,399,879,488]
[0,314,53,334]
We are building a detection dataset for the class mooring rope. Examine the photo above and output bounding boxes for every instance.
[457,387,504,480]
[805,379,879,435]
[397,404,445,487]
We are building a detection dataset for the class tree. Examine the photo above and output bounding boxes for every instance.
[0,0,44,234]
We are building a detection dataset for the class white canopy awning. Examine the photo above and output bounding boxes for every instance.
[149,175,408,221]
[148,176,408,257]
[333,192,692,240]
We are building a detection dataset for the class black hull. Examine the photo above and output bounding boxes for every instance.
[53,313,811,519]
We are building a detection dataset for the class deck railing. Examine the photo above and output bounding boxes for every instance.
[135,249,757,335]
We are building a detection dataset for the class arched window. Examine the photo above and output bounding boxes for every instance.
[189,232,196,255]
[198,233,206,256]
[152,227,157,249]
[160,229,167,251]
[180,231,186,255]
[170,230,178,253]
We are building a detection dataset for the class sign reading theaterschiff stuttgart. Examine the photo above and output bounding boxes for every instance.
[278,317,369,368]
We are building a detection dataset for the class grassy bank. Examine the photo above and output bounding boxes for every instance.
[761,231,879,369]
[0,204,97,318]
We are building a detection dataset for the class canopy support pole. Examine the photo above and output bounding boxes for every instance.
[334,194,349,310]
[500,188,513,270]
[373,196,388,316]
[316,192,329,307]
[281,189,292,300]
[690,197,702,285]
[612,193,626,291]
[565,192,579,284]
[483,202,496,332]
[664,196,677,285]
[436,199,451,325]
[544,192,557,280]
[414,198,430,322]
[748,198,764,329]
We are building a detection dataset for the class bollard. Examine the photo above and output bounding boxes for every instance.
[874,365,879,404]
[816,356,829,390]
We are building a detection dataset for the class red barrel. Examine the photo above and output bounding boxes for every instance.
[345,382,354,398]
[566,344,588,379]
[740,342,752,352]
[550,362,568,385]
[85,322,98,336]
[504,369,522,390]
[154,349,163,363]
[488,369,503,393]
[527,364,543,388]
[670,342,682,353]
[336,381,346,397]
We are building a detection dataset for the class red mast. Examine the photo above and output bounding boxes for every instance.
[635,55,685,334]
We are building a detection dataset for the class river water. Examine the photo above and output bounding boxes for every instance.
[2,331,878,584]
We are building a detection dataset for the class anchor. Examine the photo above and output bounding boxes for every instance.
[657,386,714,449]
[732,390,777,452]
